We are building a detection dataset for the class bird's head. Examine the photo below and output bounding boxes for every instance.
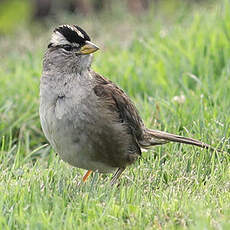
[44,25,99,73]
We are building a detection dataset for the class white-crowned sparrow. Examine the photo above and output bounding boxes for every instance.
[40,25,215,184]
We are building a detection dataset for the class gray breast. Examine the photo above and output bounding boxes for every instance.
[40,72,119,172]
[40,70,140,173]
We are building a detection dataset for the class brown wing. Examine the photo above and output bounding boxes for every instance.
[92,71,144,141]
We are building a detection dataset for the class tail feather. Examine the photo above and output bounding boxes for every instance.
[141,129,219,152]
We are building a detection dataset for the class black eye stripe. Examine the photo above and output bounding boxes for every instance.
[55,44,75,50]
[48,44,81,52]
[62,44,72,51]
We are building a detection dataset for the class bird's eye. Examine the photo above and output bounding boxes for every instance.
[62,45,73,51]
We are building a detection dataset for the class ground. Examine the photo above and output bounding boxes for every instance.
[0,1,230,229]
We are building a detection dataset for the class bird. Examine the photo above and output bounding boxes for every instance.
[39,24,217,184]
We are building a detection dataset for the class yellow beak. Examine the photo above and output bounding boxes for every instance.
[79,41,99,55]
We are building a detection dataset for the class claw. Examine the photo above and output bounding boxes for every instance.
[111,168,125,185]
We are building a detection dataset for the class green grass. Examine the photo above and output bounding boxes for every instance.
[1,1,230,229]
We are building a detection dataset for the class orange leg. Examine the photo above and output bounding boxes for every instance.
[83,170,92,182]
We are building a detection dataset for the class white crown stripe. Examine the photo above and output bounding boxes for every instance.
[75,29,84,38]
[50,31,71,46]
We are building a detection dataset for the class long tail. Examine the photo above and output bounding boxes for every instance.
[140,129,219,152]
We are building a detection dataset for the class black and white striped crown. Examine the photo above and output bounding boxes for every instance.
[50,25,90,46]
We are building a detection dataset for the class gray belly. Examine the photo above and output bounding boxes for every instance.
[39,72,137,173]
[40,94,118,173]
